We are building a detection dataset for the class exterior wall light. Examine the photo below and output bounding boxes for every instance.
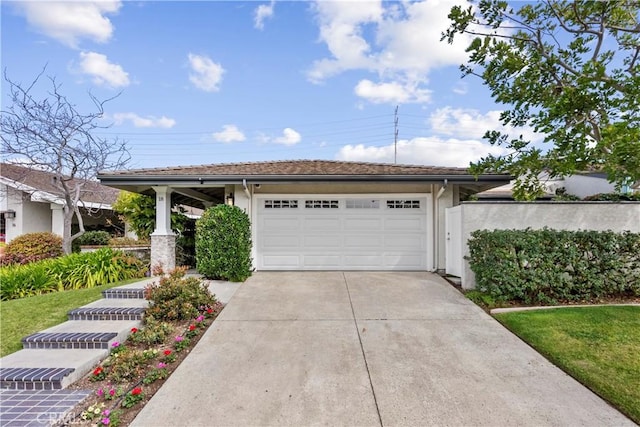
[226,194,234,206]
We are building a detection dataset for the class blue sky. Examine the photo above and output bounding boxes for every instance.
[1,0,534,170]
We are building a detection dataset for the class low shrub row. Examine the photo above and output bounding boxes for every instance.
[467,228,640,305]
[0,248,147,300]
[2,232,63,265]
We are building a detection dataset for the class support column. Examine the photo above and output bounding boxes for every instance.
[150,186,175,274]
[50,204,64,238]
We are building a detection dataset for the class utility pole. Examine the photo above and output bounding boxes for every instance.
[394,105,399,164]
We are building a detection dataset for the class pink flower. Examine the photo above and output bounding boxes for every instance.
[103,410,110,417]
[96,388,104,397]
[111,341,120,348]
[109,388,115,396]
[175,336,184,342]
[157,362,167,369]
[101,417,110,425]
[196,315,204,322]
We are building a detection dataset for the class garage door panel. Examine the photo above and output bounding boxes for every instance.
[263,217,301,230]
[303,217,340,229]
[257,195,429,270]
[261,235,299,249]
[344,235,383,248]
[262,255,300,268]
[303,255,342,267]
[385,234,425,249]
[304,235,341,248]
[384,217,424,231]
[344,218,382,230]
[384,254,425,268]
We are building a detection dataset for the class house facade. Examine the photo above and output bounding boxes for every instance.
[0,163,122,243]
[98,160,510,273]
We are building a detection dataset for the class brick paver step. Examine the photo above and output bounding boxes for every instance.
[68,307,145,321]
[0,367,75,390]
[102,288,146,299]
[22,332,118,350]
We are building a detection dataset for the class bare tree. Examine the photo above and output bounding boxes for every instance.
[1,68,130,253]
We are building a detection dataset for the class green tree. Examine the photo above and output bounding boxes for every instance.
[444,1,640,199]
[112,191,189,240]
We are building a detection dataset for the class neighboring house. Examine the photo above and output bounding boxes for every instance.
[0,163,122,243]
[477,171,621,200]
[98,160,510,273]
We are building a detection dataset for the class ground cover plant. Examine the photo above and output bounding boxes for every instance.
[495,306,640,424]
[66,268,224,426]
[0,248,146,300]
[0,279,143,357]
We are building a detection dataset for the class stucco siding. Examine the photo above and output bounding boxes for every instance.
[254,183,433,194]
[452,202,640,289]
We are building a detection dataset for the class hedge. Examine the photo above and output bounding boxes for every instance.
[467,228,640,305]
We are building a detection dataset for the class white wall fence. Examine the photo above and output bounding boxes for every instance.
[445,202,640,289]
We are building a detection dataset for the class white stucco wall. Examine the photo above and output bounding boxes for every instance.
[448,202,640,289]
[562,175,615,198]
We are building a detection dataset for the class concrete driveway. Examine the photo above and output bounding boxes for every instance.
[132,272,633,426]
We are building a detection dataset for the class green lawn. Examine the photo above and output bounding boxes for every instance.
[494,306,640,424]
[0,279,144,357]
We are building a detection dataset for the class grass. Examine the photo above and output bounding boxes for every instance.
[0,279,145,357]
[494,306,640,424]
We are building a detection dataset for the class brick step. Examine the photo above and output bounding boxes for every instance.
[68,307,145,321]
[22,332,118,350]
[0,368,75,390]
[102,288,146,299]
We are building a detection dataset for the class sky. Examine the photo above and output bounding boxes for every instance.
[1,0,536,171]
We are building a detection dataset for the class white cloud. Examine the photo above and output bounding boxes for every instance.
[308,0,474,105]
[188,53,225,92]
[16,1,121,48]
[336,137,509,168]
[254,1,275,30]
[212,125,246,143]
[113,113,176,129]
[78,51,129,88]
[429,107,542,142]
[355,79,431,104]
[274,128,302,145]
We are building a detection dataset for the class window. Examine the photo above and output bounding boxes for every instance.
[264,199,298,209]
[386,200,421,209]
[346,199,380,209]
[305,200,339,209]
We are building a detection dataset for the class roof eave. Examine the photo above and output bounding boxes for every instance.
[98,173,512,186]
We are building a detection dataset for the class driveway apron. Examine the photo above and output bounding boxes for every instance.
[131,272,633,427]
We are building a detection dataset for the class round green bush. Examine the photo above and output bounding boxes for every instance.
[3,232,63,265]
[76,230,111,246]
[195,204,252,281]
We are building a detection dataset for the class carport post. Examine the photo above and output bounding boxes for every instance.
[150,186,175,274]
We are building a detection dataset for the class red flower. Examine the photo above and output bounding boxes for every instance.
[189,324,196,331]
[132,387,142,396]
[131,327,138,333]
[93,366,103,376]
[206,308,213,314]
[163,350,171,356]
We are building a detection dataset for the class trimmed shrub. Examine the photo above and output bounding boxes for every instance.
[467,228,640,305]
[76,230,111,246]
[583,192,640,201]
[0,248,146,300]
[195,204,252,281]
[144,268,218,321]
[3,232,63,265]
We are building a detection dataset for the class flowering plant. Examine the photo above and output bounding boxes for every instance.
[162,349,176,363]
[121,387,144,408]
[110,341,126,355]
[174,335,190,352]
[91,366,107,381]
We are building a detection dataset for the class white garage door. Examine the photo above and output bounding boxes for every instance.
[255,194,432,270]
